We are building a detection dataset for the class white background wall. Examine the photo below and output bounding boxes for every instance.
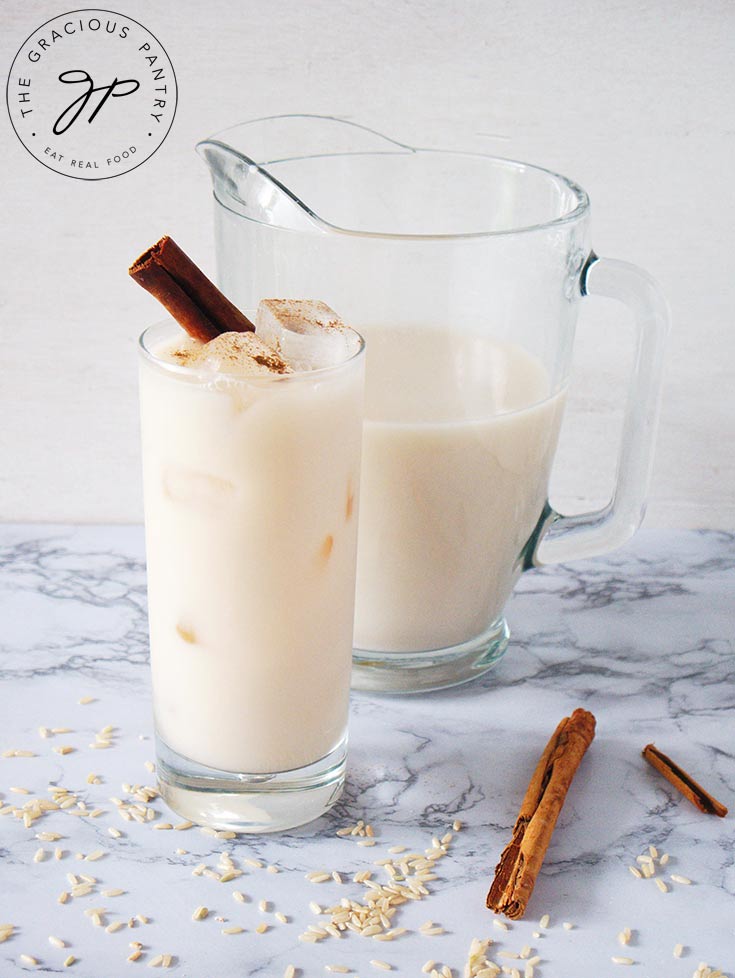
[1,0,733,527]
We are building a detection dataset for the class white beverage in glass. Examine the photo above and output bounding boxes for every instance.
[353,325,565,656]
[138,320,364,831]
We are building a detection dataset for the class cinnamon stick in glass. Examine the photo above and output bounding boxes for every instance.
[129,235,254,342]
[642,743,728,817]
[486,708,596,920]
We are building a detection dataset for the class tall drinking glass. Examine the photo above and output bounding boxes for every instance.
[139,318,365,830]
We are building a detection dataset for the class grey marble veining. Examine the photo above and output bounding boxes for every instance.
[0,525,733,978]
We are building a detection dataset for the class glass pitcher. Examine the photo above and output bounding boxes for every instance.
[197,114,668,694]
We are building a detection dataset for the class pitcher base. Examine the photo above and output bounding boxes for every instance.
[155,735,346,833]
[351,617,510,694]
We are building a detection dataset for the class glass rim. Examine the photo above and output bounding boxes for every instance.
[201,130,591,240]
[138,317,366,383]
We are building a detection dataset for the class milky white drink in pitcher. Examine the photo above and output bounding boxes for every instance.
[139,308,364,778]
[354,325,566,654]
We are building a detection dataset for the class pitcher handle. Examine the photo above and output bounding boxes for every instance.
[527,252,669,567]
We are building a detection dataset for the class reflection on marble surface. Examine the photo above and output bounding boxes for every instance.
[0,525,732,977]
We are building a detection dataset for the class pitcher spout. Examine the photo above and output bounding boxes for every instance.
[196,137,322,232]
[197,115,418,235]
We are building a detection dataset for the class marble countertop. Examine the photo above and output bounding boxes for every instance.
[0,525,732,978]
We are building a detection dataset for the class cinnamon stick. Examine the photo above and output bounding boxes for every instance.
[642,744,728,817]
[129,235,254,342]
[486,708,596,919]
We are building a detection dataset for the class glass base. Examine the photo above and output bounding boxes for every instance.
[155,735,346,833]
[351,617,510,694]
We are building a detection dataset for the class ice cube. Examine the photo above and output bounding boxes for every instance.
[255,299,360,370]
[165,331,292,377]
[163,466,236,513]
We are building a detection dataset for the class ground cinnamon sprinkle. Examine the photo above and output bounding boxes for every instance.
[166,334,291,375]
[253,353,291,375]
